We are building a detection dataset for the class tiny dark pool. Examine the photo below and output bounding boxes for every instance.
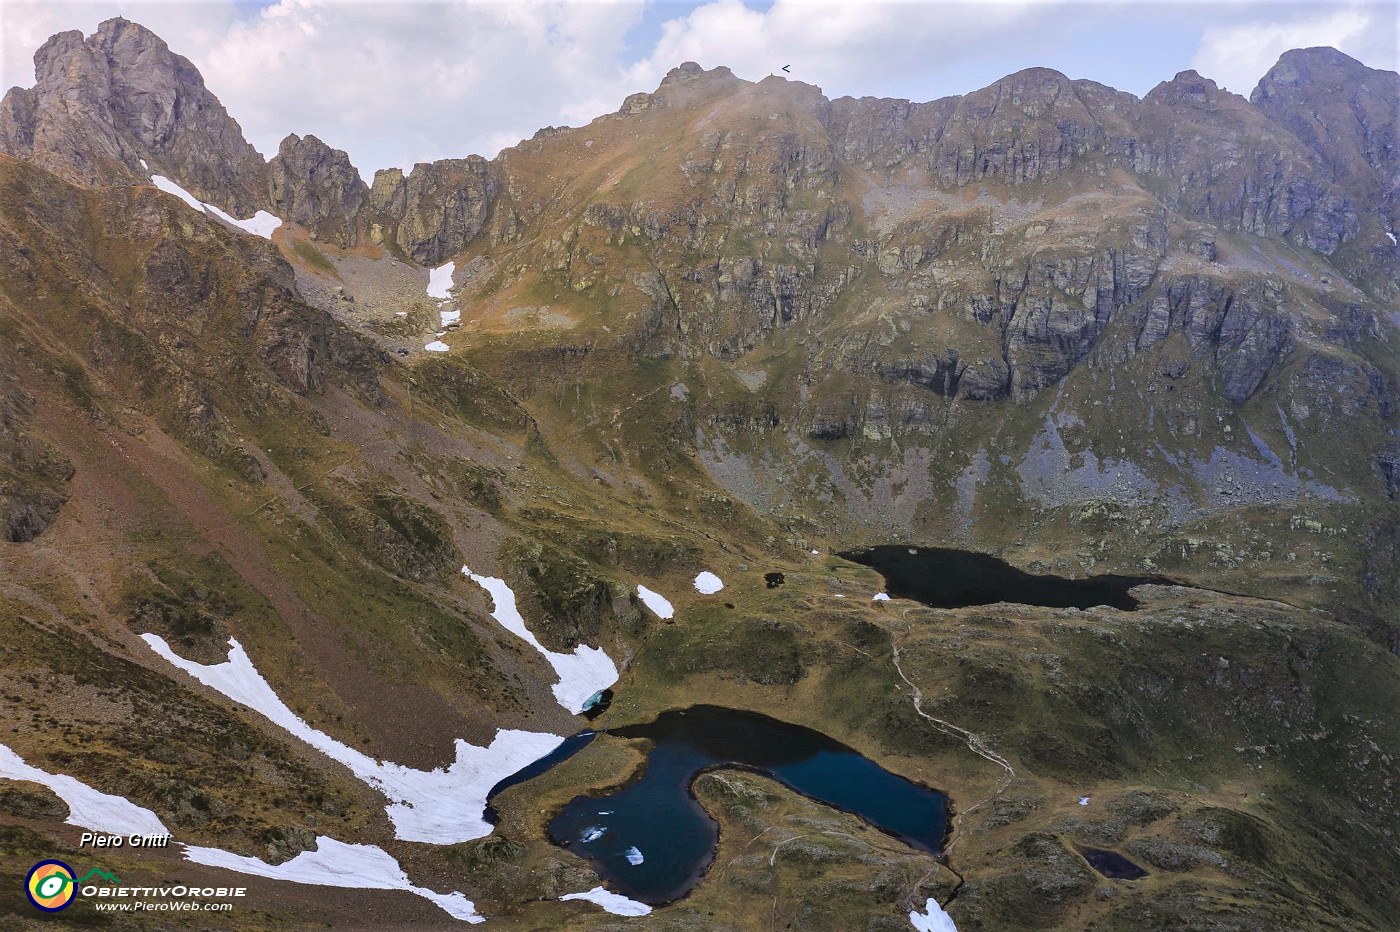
[544,705,948,905]
[842,545,1168,610]
[1078,846,1148,880]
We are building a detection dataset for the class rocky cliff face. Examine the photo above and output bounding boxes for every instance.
[0,18,269,215]
[1251,47,1400,296]
[268,133,368,247]
[2,24,1396,573]
[364,156,500,262]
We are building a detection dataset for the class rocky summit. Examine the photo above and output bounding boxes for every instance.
[1,16,1398,932]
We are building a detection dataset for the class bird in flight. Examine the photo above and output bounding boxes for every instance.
[782,65,791,73]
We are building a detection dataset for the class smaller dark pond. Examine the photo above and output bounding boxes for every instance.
[544,705,948,905]
[842,545,1169,611]
[1078,846,1148,880]
[581,688,614,720]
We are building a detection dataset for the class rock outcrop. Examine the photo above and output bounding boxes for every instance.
[1251,47,1400,294]
[0,380,73,543]
[0,17,268,215]
[365,157,500,263]
[268,134,367,246]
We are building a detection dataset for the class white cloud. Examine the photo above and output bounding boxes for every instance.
[1,0,649,174]
[612,0,1044,109]
[1191,5,1394,94]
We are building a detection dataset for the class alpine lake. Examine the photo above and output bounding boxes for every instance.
[487,546,1163,904]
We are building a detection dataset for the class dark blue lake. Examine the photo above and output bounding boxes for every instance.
[843,545,1167,611]
[543,705,948,905]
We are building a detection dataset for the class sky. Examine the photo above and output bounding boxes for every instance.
[1,0,1395,178]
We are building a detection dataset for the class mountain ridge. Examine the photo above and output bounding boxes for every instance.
[3,19,1395,279]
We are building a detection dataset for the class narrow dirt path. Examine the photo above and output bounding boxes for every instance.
[889,616,1016,853]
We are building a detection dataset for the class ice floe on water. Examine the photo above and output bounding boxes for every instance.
[150,174,282,239]
[427,261,456,299]
[580,826,606,843]
[425,340,450,352]
[693,571,724,594]
[909,896,958,932]
[560,886,653,916]
[186,838,482,922]
[873,592,892,601]
[624,846,644,866]
[636,584,674,619]
[141,634,565,844]
[0,742,481,921]
[462,567,619,714]
[0,743,167,836]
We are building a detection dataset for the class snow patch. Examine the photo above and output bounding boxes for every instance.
[150,173,205,211]
[872,592,891,602]
[138,158,148,171]
[0,742,480,922]
[1388,231,1397,246]
[693,571,724,594]
[560,886,653,916]
[909,896,958,932]
[1078,796,1091,806]
[149,174,281,239]
[440,308,461,327]
[425,341,450,352]
[186,838,483,922]
[0,743,168,836]
[462,567,619,714]
[636,584,674,619]
[141,634,564,844]
[624,846,644,865]
[427,262,456,299]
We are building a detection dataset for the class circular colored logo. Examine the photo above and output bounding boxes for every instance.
[26,860,76,912]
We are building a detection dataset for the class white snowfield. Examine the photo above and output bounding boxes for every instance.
[142,634,565,844]
[425,340,451,352]
[462,567,620,714]
[427,261,456,299]
[636,584,674,619]
[186,838,482,922]
[0,743,167,836]
[0,742,481,921]
[559,886,653,917]
[149,174,282,239]
[909,896,958,932]
[693,571,724,594]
